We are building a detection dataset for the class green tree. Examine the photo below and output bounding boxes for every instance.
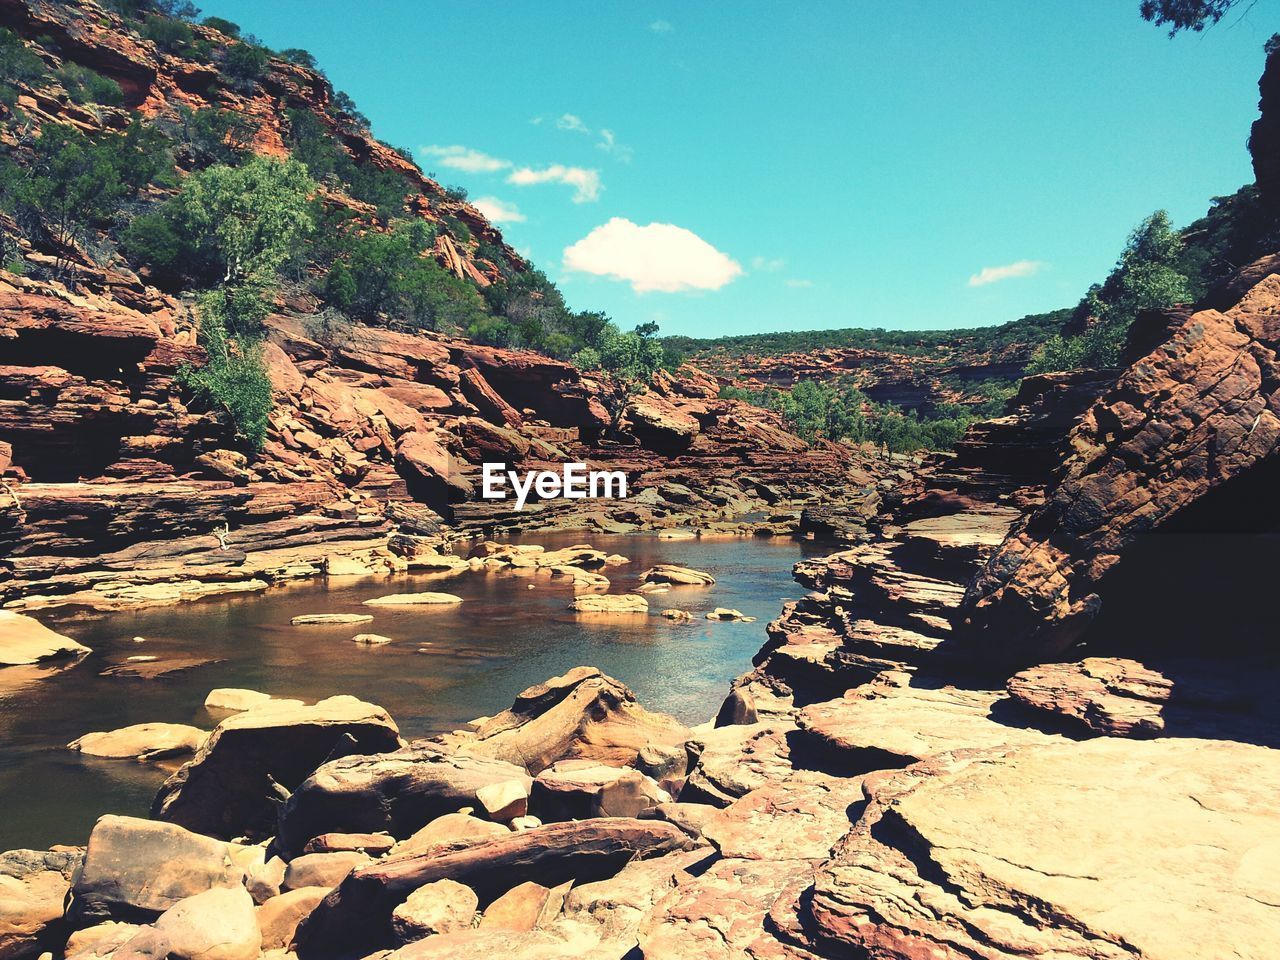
[0,26,48,104]
[223,42,268,83]
[1139,0,1240,34]
[575,326,666,434]
[141,15,194,52]
[200,16,240,37]
[56,64,123,106]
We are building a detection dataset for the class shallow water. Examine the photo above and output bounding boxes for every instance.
[0,532,821,850]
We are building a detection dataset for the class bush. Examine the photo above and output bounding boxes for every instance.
[0,26,48,103]
[179,293,273,451]
[223,42,268,83]
[178,106,255,166]
[444,184,468,201]
[141,15,194,52]
[285,108,407,219]
[200,16,240,37]
[279,48,317,69]
[57,64,124,106]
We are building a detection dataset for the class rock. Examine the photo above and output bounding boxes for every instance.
[530,760,670,822]
[640,565,715,587]
[547,566,610,591]
[303,833,396,856]
[256,886,328,951]
[680,723,795,808]
[290,614,374,626]
[396,431,473,510]
[203,689,273,712]
[479,880,571,932]
[68,723,206,762]
[807,738,1280,960]
[653,803,719,841]
[392,813,509,857]
[63,921,143,960]
[283,852,373,892]
[657,530,697,540]
[603,555,630,566]
[146,886,260,960]
[567,594,648,614]
[562,848,712,941]
[277,745,531,857]
[294,819,695,956]
[705,608,755,622]
[152,696,401,841]
[456,667,690,781]
[0,848,79,960]
[624,394,700,450]
[713,689,758,727]
[323,555,385,577]
[509,815,541,832]
[69,816,244,924]
[703,770,864,861]
[661,609,693,621]
[475,780,528,823]
[244,856,286,904]
[390,879,478,943]
[0,612,90,666]
[379,929,597,960]
[351,633,394,646]
[363,593,463,606]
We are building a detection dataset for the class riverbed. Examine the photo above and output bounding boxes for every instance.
[0,533,822,850]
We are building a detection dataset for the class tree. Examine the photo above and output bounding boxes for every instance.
[200,16,240,37]
[56,64,124,106]
[1139,0,1242,34]
[575,327,666,435]
[141,14,195,52]
[223,42,268,83]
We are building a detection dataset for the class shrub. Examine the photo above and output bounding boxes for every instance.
[141,14,194,52]
[178,106,255,166]
[200,16,240,37]
[444,184,468,201]
[0,26,48,103]
[223,42,268,83]
[179,293,273,451]
[57,64,124,106]
[279,48,316,69]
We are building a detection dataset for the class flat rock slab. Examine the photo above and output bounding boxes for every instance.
[640,565,716,586]
[796,674,1065,771]
[363,593,463,606]
[807,737,1280,960]
[291,614,374,625]
[703,770,866,861]
[0,611,90,666]
[680,722,796,807]
[294,819,695,957]
[68,722,206,762]
[568,594,648,614]
[0,848,80,959]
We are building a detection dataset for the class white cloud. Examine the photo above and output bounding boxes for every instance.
[650,19,674,32]
[557,113,590,134]
[967,259,1046,287]
[785,278,813,288]
[752,256,786,272]
[472,196,525,224]
[563,217,743,293]
[596,129,633,163]
[418,145,510,173]
[507,164,602,203]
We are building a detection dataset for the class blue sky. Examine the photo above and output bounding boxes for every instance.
[200,0,1276,338]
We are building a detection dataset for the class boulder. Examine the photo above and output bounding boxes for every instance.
[282,852,373,892]
[456,667,690,781]
[144,886,259,960]
[351,634,395,646]
[660,609,693,621]
[256,886,329,951]
[475,780,528,823]
[702,770,865,861]
[806,738,1280,960]
[679,722,795,808]
[203,689,274,713]
[561,848,712,940]
[639,565,715,587]
[69,816,244,925]
[478,880,571,932]
[392,813,508,857]
[244,856,286,904]
[294,819,695,956]
[303,833,396,856]
[363,593,463,606]
[713,688,758,727]
[567,594,647,615]
[63,920,143,960]
[68,723,206,762]
[624,394,700,451]
[396,431,472,510]
[530,760,670,822]
[705,608,755,622]
[277,744,530,857]
[390,879,478,943]
[152,696,401,841]
[0,848,80,960]
[0,612,90,666]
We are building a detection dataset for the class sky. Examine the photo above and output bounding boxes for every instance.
[198,0,1277,338]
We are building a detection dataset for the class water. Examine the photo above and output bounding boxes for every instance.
[0,533,821,850]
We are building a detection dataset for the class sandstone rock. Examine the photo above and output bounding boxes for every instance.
[283,852,373,892]
[203,689,274,713]
[661,609,693,621]
[63,920,143,960]
[290,614,374,625]
[69,816,243,924]
[396,432,472,511]
[303,833,396,856]
[640,565,716,587]
[0,848,79,960]
[562,848,713,940]
[457,667,689,780]
[390,879,478,943]
[713,688,758,727]
[530,760,670,822]
[256,886,328,951]
[703,770,864,861]
[392,813,509,857]
[152,696,401,840]
[705,608,756,622]
[479,879,571,932]
[653,802,719,841]
[68,723,206,762]
[567,594,648,614]
[351,633,394,645]
[244,856,286,904]
[294,819,695,956]
[277,745,530,857]
[363,593,463,606]
[475,780,528,822]
[807,738,1280,960]
[680,723,795,808]
[0,612,90,666]
[146,886,259,960]
[379,928,599,960]
[509,815,541,832]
